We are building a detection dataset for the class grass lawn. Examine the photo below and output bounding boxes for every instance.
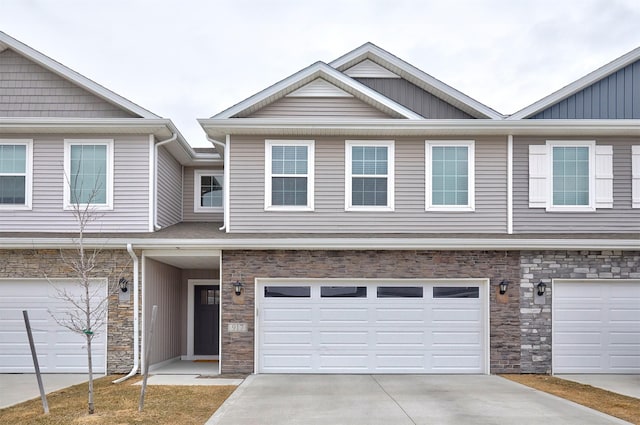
[502,374,640,425]
[0,375,236,425]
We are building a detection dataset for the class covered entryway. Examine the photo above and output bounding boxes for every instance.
[553,279,640,373]
[0,278,107,373]
[256,279,488,374]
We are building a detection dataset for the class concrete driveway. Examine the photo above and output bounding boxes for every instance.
[207,374,631,425]
[0,374,89,409]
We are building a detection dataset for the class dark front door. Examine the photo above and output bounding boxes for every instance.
[194,285,219,355]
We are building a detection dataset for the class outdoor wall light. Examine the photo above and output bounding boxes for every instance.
[499,280,509,295]
[119,277,129,293]
[536,281,547,296]
[233,280,244,296]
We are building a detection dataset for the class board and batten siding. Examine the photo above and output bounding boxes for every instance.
[182,166,224,223]
[229,136,507,233]
[144,258,183,366]
[0,49,136,118]
[513,137,640,233]
[356,78,474,119]
[156,145,182,228]
[244,97,392,118]
[0,135,150,232]
[531,60,640,119]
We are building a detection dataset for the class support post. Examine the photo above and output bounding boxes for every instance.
[139,305,158,412]
[23,310,49,414]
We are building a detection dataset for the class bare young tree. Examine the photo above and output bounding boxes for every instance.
[47,164,129,414]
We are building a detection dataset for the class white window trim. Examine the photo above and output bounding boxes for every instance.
[194,169,224,213]
[632,145,640,208]
[63,139,114,211]
[425,140,475,212]
[345,140,395,212]
[0,139,33,210]
[264,140,315,211]
[546,140,596,212]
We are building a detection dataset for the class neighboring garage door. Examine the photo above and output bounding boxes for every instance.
[553,280,640,374]
[257,279,487,374]
[0,279,107,373]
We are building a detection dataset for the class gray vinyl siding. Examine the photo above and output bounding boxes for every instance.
[244,97,392,118]
[513,137,639,233]
[356,78,474,119]
[0,49,136,118]
[531,60,640,119]
[0,135,150,232]
[229,135,507,233]
[183,166,224,222]
[144,258,183,365]
[156,145,182,228]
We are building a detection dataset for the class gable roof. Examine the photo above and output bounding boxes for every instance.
[211,61,423,120]
[330,42,504,120]
[509,46,640,119]
[0,31,159,119]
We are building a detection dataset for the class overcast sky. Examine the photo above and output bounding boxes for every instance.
[1,0,640,146]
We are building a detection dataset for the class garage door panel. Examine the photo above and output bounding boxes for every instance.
[376,331,424,347]
[319,308,368,323]
[375,308,424,323]
[258,280,487,374]
[553,280,640,374]
[320,331,368,346]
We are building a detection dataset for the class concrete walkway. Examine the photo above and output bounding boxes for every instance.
[0,374,89,409]
[556,375,640,399]
[207,374,631,425]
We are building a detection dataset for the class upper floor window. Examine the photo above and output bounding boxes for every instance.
[0,140,32,210]
[194,170,223,212]
[64,139,113,210]
[632,145,639,208]
[265,140,314,211]
[425,140,475,211]
[529,140,612,211]
[345,140,394,211]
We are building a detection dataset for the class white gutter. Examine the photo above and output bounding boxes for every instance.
[113,244,140,384]
[153,133,178,231]
[206,135,229,232]
[507,135,513,234]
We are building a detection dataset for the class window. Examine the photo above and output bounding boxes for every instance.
[64,139,113,210]
[433,286,479,298]
[528,141,612,211]
[265,140,314,210]
[194,170,223,212]
[346,140,394,211]
[0,140,32,209]
[264,286,311,297]
[377,286,423,298]
[425,140,475,211]
[321,286,367,298]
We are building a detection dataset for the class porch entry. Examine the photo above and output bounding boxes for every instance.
[194,285,220,355]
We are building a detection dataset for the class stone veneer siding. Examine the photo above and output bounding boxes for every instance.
[0,249,138,374]
[520,250,640,373]
[221,250,521,374]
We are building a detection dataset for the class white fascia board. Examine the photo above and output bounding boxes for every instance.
[330,42,504,120]
[509,46,640,119]
[2,237,638,251]
[200,118,640,139]
[210,61,422,120]
[0,31,159,119]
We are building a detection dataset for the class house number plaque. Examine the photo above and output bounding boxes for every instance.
[228,322,248,333]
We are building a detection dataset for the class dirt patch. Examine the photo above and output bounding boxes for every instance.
[0,375,236,425]
[501,374,640,425]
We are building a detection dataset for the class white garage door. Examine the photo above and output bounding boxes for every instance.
[257,280,487,374]
[0,279,107,373]
[553,280,640,374]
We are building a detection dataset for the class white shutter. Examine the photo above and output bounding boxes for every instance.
[529,145,548,208]
[595,145,613,209]
[633,145,640,208]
